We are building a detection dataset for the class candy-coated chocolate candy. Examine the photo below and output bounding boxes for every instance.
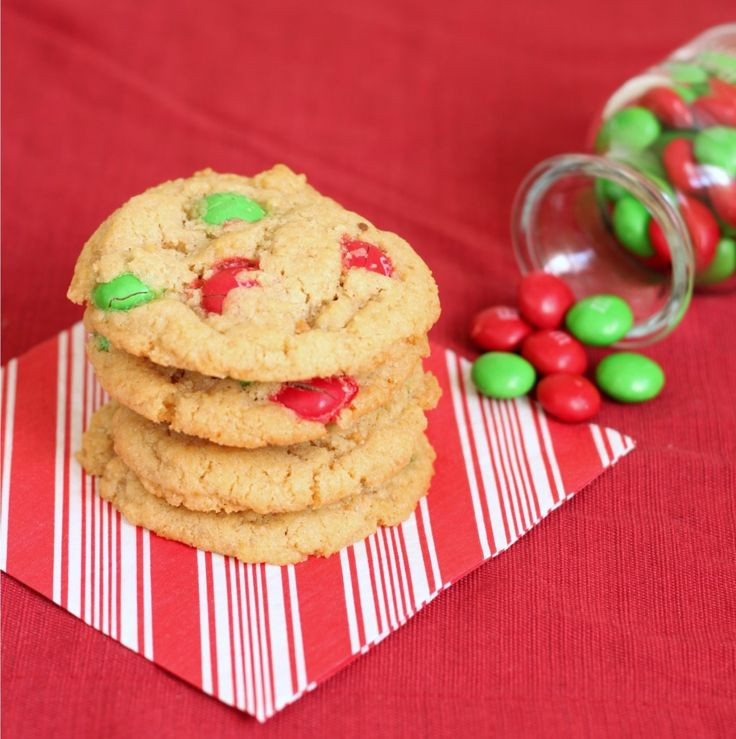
[678,194,720,272]
[646,219,673,266]
[239,380,253,387]
[692,95,736,127]
[517,271,575,329]
[200,192,265,224]
[709,180,736,228]
[92,273,156,311]
[638,86,693,129]
[470,306,532,351]
[662,138,708,194]
[340,237,393,276]
[565,295,633,346]
[667,62,708,85]
[594,178,628,202]
[536,374,601,423]
[672,84,699,103]
[612,196,654,257]
[521,330,588,375]
[693,127,736,177]
[597,107,661,152]
[95,335,110,352]
[709,78,736,104]
[698,52,736,81]
[471,352,536,399]
[201,257,259,314]
[696,238,736,285]
[271,376,359,423]
[595,352,665,403]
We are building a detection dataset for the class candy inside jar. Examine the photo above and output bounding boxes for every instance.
[512,24,736,347]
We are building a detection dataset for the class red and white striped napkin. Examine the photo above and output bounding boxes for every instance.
[0,323,634,721]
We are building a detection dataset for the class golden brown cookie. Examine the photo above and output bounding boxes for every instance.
[86,328,429,448]
[68,165,440,382]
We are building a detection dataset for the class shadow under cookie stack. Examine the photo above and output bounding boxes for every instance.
[70,165,441,565]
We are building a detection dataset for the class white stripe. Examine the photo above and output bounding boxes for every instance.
[264,565,291,710]
[375,528,399,628]
[245,564,264,719]
[590,425,610,466]
[353,541,379,644]
[93,484,102,629]
[66,323,85,618]
[101,499,110,635]
[535,405,566,499]
[236,563,255,715]
[391,527,413,614]
[513,397,555,516]
[446,351,492,556]
[286,566,308,692]
[228,559,246,711]
[196,550,213,695]
[142,530,154,659]
[83,355,94,624]
[210,555,234,705]
[111,509,118,638]
[498,401,532,529]
[464,380,509,551]
[367,535,388,634]
[400,514,430,607]
[53,331,68,604]
[339,549,360,653]
[419,498,442,591]
[255,565,274,719]
[0,360,18,571]
[118,517,138,650]
[381,526,406,623]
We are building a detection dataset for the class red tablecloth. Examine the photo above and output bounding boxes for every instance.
[3,1,735,735]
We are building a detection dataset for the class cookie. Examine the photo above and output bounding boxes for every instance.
[93,436,434,566]
[68,165,440,382]
[84,371,440,514]
[86,327,429,448]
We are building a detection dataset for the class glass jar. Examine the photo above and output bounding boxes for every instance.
[512,24,736,347]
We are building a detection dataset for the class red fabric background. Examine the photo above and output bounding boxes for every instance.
[3,1,735,736]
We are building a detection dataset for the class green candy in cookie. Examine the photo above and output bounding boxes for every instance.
[92,273,156,311]
[200,192,265,224]
[95,334,110,352]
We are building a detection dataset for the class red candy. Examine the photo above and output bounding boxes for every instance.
[521,330,588,375]
[201,257,259,314]
[341,236,393,276]
[638,86,693,129]
[470,306,532,351]
[709,180,736,228]
[662,138,707,194]
[691,95,736,127]
[536,374,601,423]
[271,376,359,424]
[517,271,575,329]
[678,194,720,272]
[646,219,673,267]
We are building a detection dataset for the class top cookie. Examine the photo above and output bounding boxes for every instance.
[68,165,440,381]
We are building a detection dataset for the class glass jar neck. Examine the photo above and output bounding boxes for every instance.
[511,154,695,347]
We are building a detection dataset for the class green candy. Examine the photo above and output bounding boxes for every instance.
[471,352,536,400]
[95,335,110,352]
[239,380,253,388]
[612,196,654,257]
[672,84,699,103]
[92,274,156,311]
[667,62,709,85]
[595,352,665,403]
[565,294,634,346]
[200,192,265,224]
[693,127,736,177]
[597,107,661,152]
[594,178,628,202]
[696,238,736,285]
[697,51,736,83]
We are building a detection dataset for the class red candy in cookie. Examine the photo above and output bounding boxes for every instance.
[272,376,359,424]
[638,86,693,129]
[662,138,707,195]
[521,330,588,375]
[470,306,532,351]
[536,374,601,424]
[517,271,575,329]
[201,257,259,314]
[341,236,393,276]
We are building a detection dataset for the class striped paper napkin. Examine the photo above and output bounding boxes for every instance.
[0,323,634,721]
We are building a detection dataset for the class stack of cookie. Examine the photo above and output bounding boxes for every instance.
[69,165,441,565]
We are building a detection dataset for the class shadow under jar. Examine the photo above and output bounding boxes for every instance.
[512,24,736,348]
